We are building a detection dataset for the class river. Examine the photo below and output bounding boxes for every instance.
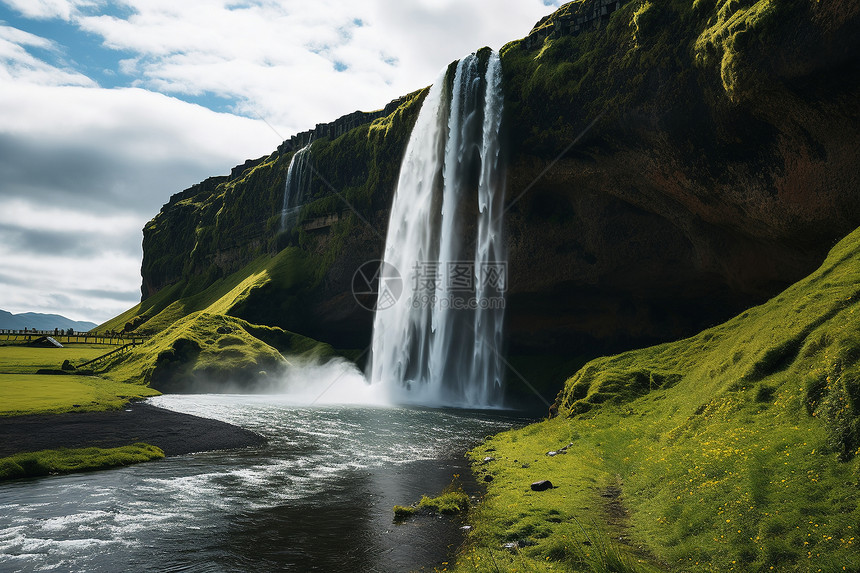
[0,395,527,572]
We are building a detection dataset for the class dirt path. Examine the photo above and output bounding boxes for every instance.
[599,475,666,568]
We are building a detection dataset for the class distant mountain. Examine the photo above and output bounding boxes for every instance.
[0,309,97,332]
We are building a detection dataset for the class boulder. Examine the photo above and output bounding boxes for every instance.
[530,480,554,491]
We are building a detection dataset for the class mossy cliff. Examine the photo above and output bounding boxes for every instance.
[120,0,858,394]
[499,0,860,363]
[459,224,860,572]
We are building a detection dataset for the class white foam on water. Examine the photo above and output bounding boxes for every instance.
[276,356,390,406]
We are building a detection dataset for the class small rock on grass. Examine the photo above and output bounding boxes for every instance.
[530,480,554,491]
[547,443,573,456]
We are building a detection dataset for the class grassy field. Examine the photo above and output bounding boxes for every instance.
[0,344,110,373]
[0,443,164,481]
[0,374,160,416]
[0,342,159,416]
[458,228,860,572]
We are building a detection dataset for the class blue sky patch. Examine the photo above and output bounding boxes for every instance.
[0,8,129,89]
[0,5,245,114]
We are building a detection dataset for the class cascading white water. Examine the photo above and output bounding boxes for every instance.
[471,52,505,405]
[368,50,506,408]
[281,143,313,230]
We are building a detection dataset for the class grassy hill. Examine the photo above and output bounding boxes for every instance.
[459,226,860,572]
[97,247,336,391]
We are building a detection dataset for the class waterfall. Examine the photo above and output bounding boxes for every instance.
[368,49,506,408]
[281,143,313,230]
[471,52,505,405]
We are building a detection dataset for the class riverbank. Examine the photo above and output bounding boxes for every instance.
[454,227,860,572]
[0,401,265,458]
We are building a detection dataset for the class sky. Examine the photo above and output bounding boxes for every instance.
[0,0,562,325]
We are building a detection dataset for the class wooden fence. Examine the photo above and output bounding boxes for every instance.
[0,330,148,346]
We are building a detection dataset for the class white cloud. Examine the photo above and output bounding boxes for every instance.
[72,0,559,134]
[0,245,142,322]
[0,0,94,21]
[0,82,276,211]
[0,23,58,49]
[0,24,94,85]
[0,199,143,234]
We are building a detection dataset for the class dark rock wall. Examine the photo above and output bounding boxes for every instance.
[138,0,860,360]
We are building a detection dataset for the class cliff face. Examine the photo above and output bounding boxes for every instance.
[498,0,860,357]
[137,0,860,367]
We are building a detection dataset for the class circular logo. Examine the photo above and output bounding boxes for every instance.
[352,260,403,311]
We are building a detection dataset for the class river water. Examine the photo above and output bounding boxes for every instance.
[0,395,527,572]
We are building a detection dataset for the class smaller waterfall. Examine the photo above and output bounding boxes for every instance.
[281,144,313,230]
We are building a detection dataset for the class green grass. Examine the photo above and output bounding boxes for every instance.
[418,490,471,515]
[393,505,416,520]
[693,0,788,99]
[0,374,160,416]
[458,227,860,572]
[393,475,471,522]
[0,443,164,481]
[0,344,112,373]
[496,0,813,160]
[97,282,183,334]
[100,312,288,389]
[102,248,308,336]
